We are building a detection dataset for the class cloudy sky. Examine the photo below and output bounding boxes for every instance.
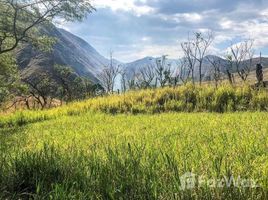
[60,0,268,62]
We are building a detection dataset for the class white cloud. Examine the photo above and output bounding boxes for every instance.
[61,0,268,62]
[141,36,151,42]
[92,0,154,16]
[174,13,203,23]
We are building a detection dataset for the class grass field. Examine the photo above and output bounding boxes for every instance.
[1,111,268,199]
[1,85,268,199]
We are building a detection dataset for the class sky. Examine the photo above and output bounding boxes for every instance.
[59,0,268,63]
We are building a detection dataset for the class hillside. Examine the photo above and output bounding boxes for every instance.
[16,25,111,82]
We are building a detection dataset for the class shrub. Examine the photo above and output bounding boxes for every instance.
[213,86,236,112]
[251,91,268,111]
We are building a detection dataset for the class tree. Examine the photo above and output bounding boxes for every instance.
[0,0,95,54]
[136,64,156,89]
[224,55,235,85]
[120,68,127,93]
[194,32,214,85]
[181,38,197,84]
[84,82,105,97]
[53,65,75,102]
[0,53,23,107]
[181,31,214,85]
[155,55,172,87]
[54,65,104,102]
[98,52,121,94]
[20,65,101,109]
[206,56,223,88]
[23,72,57,109]
[127,68,138,91]
[53,64,90,102]
[177,57,191,85]
[226,39,254,82]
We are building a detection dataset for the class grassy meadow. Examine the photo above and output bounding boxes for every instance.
[1,85,268,199]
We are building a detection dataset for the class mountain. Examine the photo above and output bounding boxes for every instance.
[124,55,268,81]
[123,55,219,80]
[16,25,111,82]
[124,57,155,75]
[15,25,268,84]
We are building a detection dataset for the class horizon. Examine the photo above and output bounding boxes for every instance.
[58,0,268,63]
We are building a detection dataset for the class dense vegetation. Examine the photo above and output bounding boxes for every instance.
[1,111,268,199]
[1,84,268,128]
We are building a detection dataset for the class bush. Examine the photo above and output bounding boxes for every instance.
[212,86,236,112]
[251,91,268,111]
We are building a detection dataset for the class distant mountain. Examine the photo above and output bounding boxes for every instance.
[124,55,268,81]
[15,25,268,84]
[16,25,111,82]
[123,55,217,80]
[124,57,155,75]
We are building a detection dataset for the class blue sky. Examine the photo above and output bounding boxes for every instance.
[60,0,268,62]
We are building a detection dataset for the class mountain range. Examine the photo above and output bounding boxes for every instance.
[16,25,268,83]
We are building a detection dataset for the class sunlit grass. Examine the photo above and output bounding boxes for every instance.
[1,84,268,129]
[0,84,268,198]
[1,111,268,198]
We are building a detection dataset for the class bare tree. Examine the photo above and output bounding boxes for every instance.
[136,64,156,89]
[181,31,214,85]
[177,57,191,85]
[224,55,235,85]
[192,32,214,85]
[206,56,223,88]
[126,68,138,90]
[0,0,94,54]
[155,55,172,87]
[226,39,255,82]
[98,52,121,94]
[181,37,197,84]
[120,68,127,93]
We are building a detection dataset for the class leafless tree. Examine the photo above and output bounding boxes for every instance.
[181,31,214,85]
[155,55,172,87]
[181,38,197,84]
[177,58,191,85]
[206,56,223,88]
[226,39,255,82]
[120,68,127,93]
[136,64,156,89]
[98,52,121,94]
[224,55,235,85]
[192,32,214,85]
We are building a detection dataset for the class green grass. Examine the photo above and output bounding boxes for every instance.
[1,111,268,199]
[1,84,268,129]
[1,85,268,199]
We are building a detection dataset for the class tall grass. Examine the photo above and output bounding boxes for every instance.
[0,143,266,199]
[0,112,268,199]
[1,84,268,128]
[0,85,268,198]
